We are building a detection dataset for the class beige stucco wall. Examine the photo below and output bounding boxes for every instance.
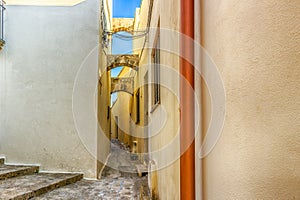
[153,1,180,199]
[131,0,150,157]
[0,0,101,178]
[201,0,300,199]
[133,0,181,199]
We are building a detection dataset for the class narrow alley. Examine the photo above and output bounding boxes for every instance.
[34,139,150,199]
[0,0,299,199]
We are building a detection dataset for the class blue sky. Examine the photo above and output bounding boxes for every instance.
[113,0,141,18]
[111,31,133,79]
[111,32,133,105]
[112,32,133,54]
[111,67,123,77]
[111,0,140,105]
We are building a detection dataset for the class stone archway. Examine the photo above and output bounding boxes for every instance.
[107,54,140,71]
[112,18,134,34]
[111,77,134,95]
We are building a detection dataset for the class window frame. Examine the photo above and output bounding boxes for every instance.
[150,24,161,112]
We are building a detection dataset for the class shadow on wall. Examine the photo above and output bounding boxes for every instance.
[148,160,159,199]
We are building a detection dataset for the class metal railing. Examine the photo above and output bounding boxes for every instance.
[0,0,5,50]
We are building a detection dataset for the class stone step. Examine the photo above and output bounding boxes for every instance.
[0,165,39,180]
[118,166,138,178]
[135,164,148,177]
[0,173,83,200]
[33,178,137,199]
[0,158,4,165]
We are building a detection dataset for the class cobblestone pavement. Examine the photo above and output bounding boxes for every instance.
[35,139,150,199]
[102,139,141,177]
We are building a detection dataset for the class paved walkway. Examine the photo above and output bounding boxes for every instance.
[102,139,141,177]
[34,139,149,200]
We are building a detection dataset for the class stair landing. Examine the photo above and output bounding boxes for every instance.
[0,173,83,200]
[0,157,83,200]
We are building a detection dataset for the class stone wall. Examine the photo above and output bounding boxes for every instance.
[112,18,134,33]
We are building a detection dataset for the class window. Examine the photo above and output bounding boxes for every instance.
[136,89,140,124]
[151,26,160,108]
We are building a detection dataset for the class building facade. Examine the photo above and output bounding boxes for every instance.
[127,0,300,199]
[0,0,299,199]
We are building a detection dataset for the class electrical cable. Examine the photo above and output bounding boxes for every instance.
[139,0,154,60]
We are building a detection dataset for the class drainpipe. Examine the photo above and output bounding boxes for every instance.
[180,0,195,199]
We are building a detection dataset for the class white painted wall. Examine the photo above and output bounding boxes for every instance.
[6,0,86,6]
[0,0,101,178]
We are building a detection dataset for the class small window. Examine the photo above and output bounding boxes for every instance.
[151,26,160,107]
[136,89,140,124]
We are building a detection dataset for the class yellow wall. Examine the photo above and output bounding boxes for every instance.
[110,67,134,147]
[110,107,118,139]
[97,67,111,178]
[97,0,113,179]
[132,0,150,158]
[201,0,300,199]
[133,0,181,199]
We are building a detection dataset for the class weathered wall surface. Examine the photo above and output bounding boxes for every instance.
[97,0,112,178]
[132,0,150,158]
[112,18,134,33]
[0,0,101,178]
[133,0,181,199]
[110,67,133,147]
[97,67,111,178]
[201,0,300,199]
[154,1,181,199]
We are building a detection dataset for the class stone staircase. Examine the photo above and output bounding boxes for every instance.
[0,157,83,200]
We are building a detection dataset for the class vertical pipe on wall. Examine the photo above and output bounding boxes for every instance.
[180,0,195,199]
